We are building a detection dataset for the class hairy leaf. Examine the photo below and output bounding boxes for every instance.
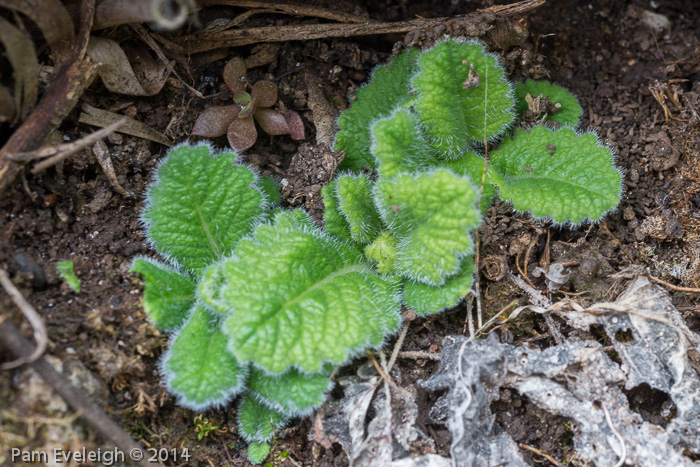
[237,394,287,443]
[198,261,229,315]
[143,143,265,275]
[364,231,398,275]
[335,174,384,244]
[162,305,247,410]
[374,169,480,285]
[247,442,271,464]
[335,48,419,171]
[132,257,196,330]
[248,367,333,417]
[371,108,433,178]
[259,176,281,205]
[220,210,401,373]
[441,152,498,214]
[412,40,514,156]
[489,126,622,224]
[402,257,475,316]
[514,80,582,127]
[321,180,355,244]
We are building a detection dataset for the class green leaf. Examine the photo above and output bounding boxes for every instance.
[488,126,623,224]
[335,48,419,171]
[259,176,281,205]
[335,174,384,244]
[131,257,196,331]
[198,261,229,315]
[248,367,333,417]
[237,394,287,443]
[514,80,582,127]
[56,260,80,293]
[402,257,475,316]
[321,180,355,244]
[162,305,247,410]
[247,442,271,465]
[143,143,266,276]
[412,40,514,156]
[364,231,399,275]
[374,169,481,286]
[441,152,498,215]
[221,210,402,374]
[371,108,433,179]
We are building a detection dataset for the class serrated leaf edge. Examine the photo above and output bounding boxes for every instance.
[140,140,270,273]
[159,303,249,411]
[248,375,335,418]
[236,394,289,444]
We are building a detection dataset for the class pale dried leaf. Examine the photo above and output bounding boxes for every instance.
[0,0,74,64]
[86,37,170,96]
[79,104,172,146]
[92,139,132,197]
[0,16,39,121]
[0,85,15,122]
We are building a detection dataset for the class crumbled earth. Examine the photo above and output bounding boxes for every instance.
[1,0,699,466]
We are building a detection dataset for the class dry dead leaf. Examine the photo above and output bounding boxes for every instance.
[0,16,39,122]
[79,104,172,147]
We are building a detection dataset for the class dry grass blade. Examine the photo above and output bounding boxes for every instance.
[0,16,39,122]
[0,269,47,371]
[91,139,133,197]
[0,0,75,65]
[86,37,171,96]
[79,104,173,146]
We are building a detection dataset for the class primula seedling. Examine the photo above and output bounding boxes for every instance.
[56,260,81,293]
[191,57,305,151]
[133,142,400,463]
[329,38,622,315]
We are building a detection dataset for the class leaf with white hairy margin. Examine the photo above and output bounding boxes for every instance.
[412,40,514,157]
[162,305,247,411]
[489,126,622,224]
[335,174,384,245]
[335,48,419,171]
[131,257,195,331]
[221,210,402,374]
[248,366,333,417]
[374,169,480,286]
[142,143,266,276]
[402,257,475,316]
[237,394,287,443]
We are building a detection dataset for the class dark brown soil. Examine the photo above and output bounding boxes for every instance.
[2,1,699,466]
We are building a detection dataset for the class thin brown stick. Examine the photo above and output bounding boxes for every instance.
[174,0,546,53]
[197,0,374,24]
[0,270,47,370]
[645,273,700,293]
[387,323,409,372]
[519,443,564,467]
[0,318,158,467]
[367,351,399,392]
[523,235,538,279]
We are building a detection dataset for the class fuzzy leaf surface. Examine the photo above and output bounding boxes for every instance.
[143,144,265,276]
[335,48,419,171]
[221,210,401,374]
[442,152,498,214]
[515,80,582,127]
[247,442,271,464]
[248,367,333,417]
[131,258,196,330]
[374,169,480,285]
[402,257,475,316]
[162,305,247,410]
[489,126,622,224]
[321,180,355,243]
[335,174,384,244]
[371,108,433,179]
[238,394,287,443]
[412,40,514,156]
